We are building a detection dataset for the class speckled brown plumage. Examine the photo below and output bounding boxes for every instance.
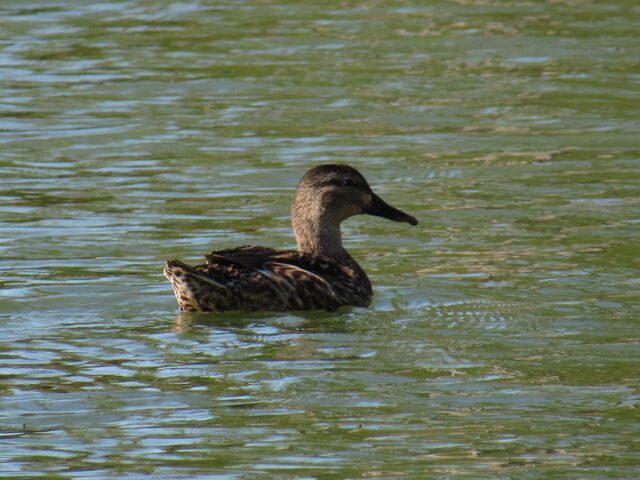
[164,164,417,312]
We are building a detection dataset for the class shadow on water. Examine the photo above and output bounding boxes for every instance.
[171,309,352,336]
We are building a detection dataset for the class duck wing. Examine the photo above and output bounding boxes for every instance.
[202,245,342,311]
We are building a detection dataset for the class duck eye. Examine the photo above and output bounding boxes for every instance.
[343,177,355,187]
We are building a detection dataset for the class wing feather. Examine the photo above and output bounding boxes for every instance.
[198,245,343,310]
[262,262,339,310]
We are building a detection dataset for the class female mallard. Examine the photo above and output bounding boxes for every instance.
[164,164,417,312]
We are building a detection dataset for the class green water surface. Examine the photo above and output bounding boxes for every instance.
[1,0,639,478]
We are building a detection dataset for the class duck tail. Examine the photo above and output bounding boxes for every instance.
[164,260,226,311]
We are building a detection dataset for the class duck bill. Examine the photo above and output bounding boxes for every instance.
[365,193,418,226]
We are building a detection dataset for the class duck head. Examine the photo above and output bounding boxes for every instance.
[292,164,417,256]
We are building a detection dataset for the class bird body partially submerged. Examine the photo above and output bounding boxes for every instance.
[164,164,417,312]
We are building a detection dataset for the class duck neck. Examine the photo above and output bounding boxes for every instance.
[292,205,350,261]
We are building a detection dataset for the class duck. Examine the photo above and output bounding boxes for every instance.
[164,164,417,312]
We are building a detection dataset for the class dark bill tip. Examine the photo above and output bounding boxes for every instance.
[405,215,419,226]
[365,193,418,226]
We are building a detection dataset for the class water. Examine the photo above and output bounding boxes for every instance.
[1,1,639,478]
